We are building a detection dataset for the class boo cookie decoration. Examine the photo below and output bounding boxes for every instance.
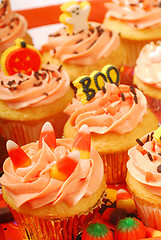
[73,65,120,104]
[1,38,42,76]
[59,1,91,34]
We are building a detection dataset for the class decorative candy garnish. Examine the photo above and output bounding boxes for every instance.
[82,222,113,240]
[102,208,127,226]
[38,122,56,150]
[72,124,91,159]
[59,1,91,34]
[6,140,31,168]
[50,151,79,181]
[145,226,161,238]
[116,189,136,214]
[73,65,120,104]
[153,126,161,144]
[1,38,42,76]
[114,217,146,240]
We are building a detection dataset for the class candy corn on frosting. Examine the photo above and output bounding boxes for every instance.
[0,122,106,218]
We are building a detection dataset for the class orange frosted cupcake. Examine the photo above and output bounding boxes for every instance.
[134,41,161,123]
[0,122,106,240]
[63,65,158,184]
[0,0,32,57]
[126,126,161,230]
[42,1,123,82]
[0,38,74,145]
[103,0,161,67]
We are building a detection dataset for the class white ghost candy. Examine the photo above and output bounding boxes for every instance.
[149,46,161,63]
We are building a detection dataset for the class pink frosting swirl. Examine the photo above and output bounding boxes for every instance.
[64,83,147,135]
[0,0,28,53]
[0,139,104,208]
[127,132,161,196]
[135,42,161,89]
[105,0,161,29]
[0,63,70,109]
[42,22,120,65]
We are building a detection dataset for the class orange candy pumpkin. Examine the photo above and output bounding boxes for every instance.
[1,38,42,76]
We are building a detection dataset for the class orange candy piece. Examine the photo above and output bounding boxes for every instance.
[116,189,136,214]
[145,226,161,238]
[7,140,31,168]
[72,124,91,159]
[50,151,79,181]
[38,122,56,150]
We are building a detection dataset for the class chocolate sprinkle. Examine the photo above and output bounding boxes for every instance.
[34,71,40,80]
[147,152,153,161]
[43,92,48,96]
[158,153,161,156]
[109,31,113,37]
[33,81,42,87]
[145,134,149,143]
[7,80,15,86]
[76,38,83,44]
[87,40,97,50]
[58,65,63,72]
[157,164,161,173]
[134,94,138,104]
[73,51,78,54]
[49,33,60,37]
[18,72,23,78]
[136,138,144,146]
[130,85,136,95]
[53,48,56,54]
[121,92,125,101]
[1,81,3,85]
[150,132,154,141]
[56,77,61,82]
[47,61,50,65]
[102,86,106,93]
[42,72,47,79]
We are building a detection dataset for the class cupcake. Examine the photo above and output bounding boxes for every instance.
[126,126,161,230]
[103,0,161,67]
[0,122,106,240]
[41,1,123,82]
[0,38,74,145]
[63,65,158,184]
[134,41,161,123]
[0,0,32,58]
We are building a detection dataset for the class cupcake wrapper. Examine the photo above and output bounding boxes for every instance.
[134,199,161,230]
[145,94,161,123]
[9,194,105,240]
[121,39,153,67]
[100,151,129,184]
[0,112,69,146]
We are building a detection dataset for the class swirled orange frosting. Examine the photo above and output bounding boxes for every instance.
[0,139,104,208]
[127,133,161,196]
[42,22,120,65]
[64,83,147,134]
[105,0,161,29]
[0,63,70,109]
[135,42,161,89]
[0,0,28,53]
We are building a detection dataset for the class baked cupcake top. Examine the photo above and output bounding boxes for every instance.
[64,65,147,135]
[0,122,104,209]
[127,126,161,196]
[0,39,70,109]
[0,0,28,53]
[42,1,120,65]
[134,41,161,89]
[104,0,161,30]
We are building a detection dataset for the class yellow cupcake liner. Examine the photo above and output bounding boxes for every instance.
[100,151,129,184]
[145,94,161,124]
[134,198,161,230]
[9,193,106,240]
[0,111,69,146]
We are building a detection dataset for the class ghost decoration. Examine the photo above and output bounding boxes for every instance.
[59,1,91,34]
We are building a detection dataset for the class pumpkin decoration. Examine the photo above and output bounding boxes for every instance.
[1,38,42,76]
[114,217,146,240]
[82,222,113,240]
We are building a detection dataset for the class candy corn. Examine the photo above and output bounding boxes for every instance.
[145,226,161,238]
[50,151,79,181]
[72,124,91,159]
[7,140,31,168]
[38,122,56,150]
[116,189,136,213]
